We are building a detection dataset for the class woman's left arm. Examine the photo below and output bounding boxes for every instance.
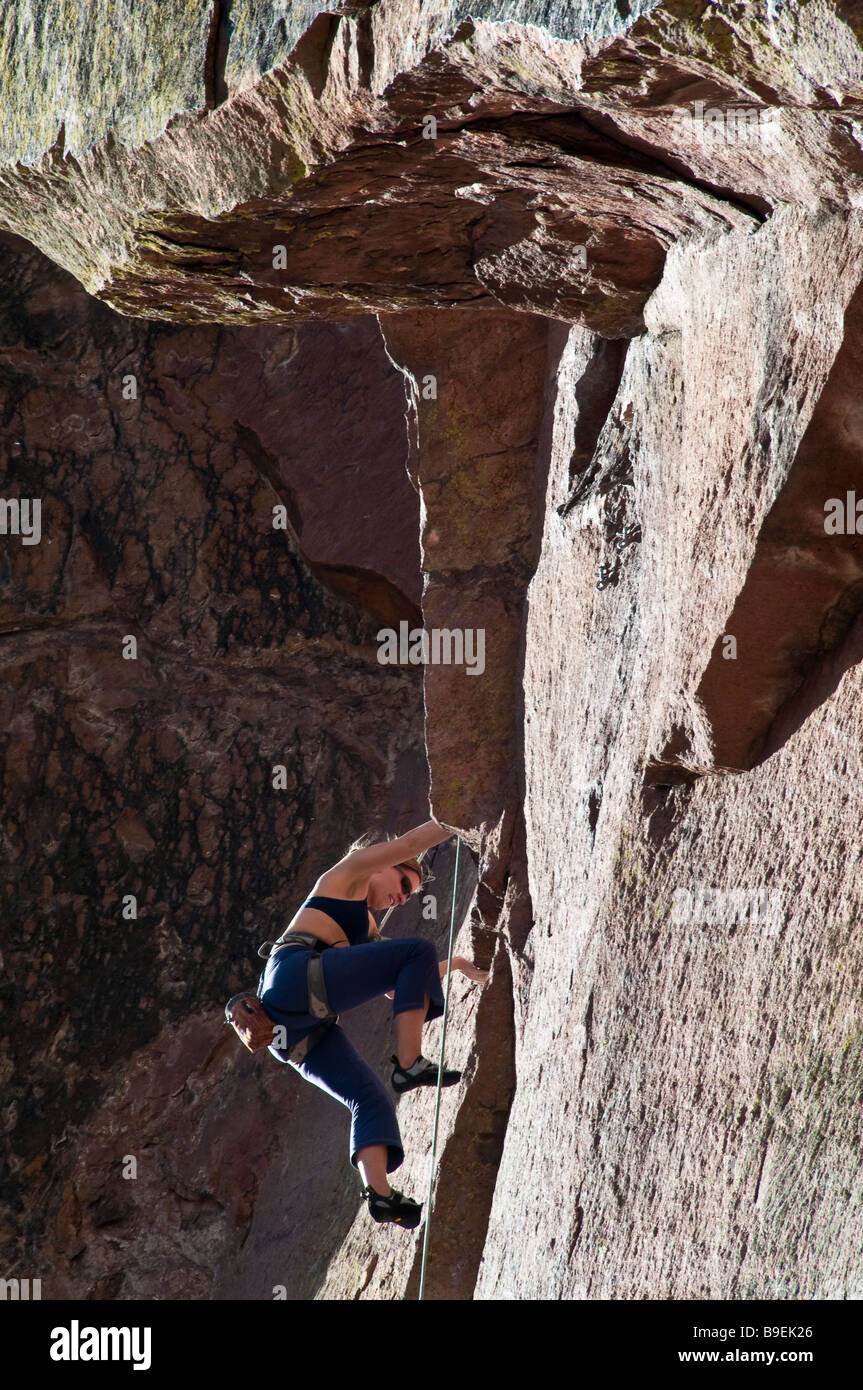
[440,957,489,983]
[383,957,489,1000]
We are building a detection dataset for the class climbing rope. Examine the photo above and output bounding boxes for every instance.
[418,836,460,1301]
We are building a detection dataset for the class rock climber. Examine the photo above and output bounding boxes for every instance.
[238,818,488,1229]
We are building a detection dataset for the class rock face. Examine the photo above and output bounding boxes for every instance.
[2,0,863,1301]
[482,210,863,1299]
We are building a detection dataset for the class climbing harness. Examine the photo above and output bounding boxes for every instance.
[225,934,339,1063]
[261,943,339,1064]
[418,836,460,1301]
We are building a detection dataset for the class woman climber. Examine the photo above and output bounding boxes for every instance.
[227,818,488,1230]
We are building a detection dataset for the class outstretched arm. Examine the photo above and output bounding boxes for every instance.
[343,819,452,877]
[440,957,489,983]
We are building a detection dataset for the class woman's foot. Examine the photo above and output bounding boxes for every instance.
[363,1185,423,1229]
[391,1053,462,1093]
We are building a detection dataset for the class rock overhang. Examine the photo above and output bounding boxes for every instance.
[0,1,861,334]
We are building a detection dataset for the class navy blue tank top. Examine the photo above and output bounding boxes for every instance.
[300,896,371,945]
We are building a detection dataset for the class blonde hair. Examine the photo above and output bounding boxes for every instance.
[394,857,432,888]
[347,832,434,886]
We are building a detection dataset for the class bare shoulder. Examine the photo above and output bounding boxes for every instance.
[313,860,366,897]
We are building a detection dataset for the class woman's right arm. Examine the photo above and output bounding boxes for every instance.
[331,819,452,881]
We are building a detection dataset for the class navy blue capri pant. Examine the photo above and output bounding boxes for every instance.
[260,937,443,1173]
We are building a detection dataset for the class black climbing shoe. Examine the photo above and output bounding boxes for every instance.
[363,1185,423,1229]
[391,1053,462,1094]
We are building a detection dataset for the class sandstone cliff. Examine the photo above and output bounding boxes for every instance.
[1,0,862,1300]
